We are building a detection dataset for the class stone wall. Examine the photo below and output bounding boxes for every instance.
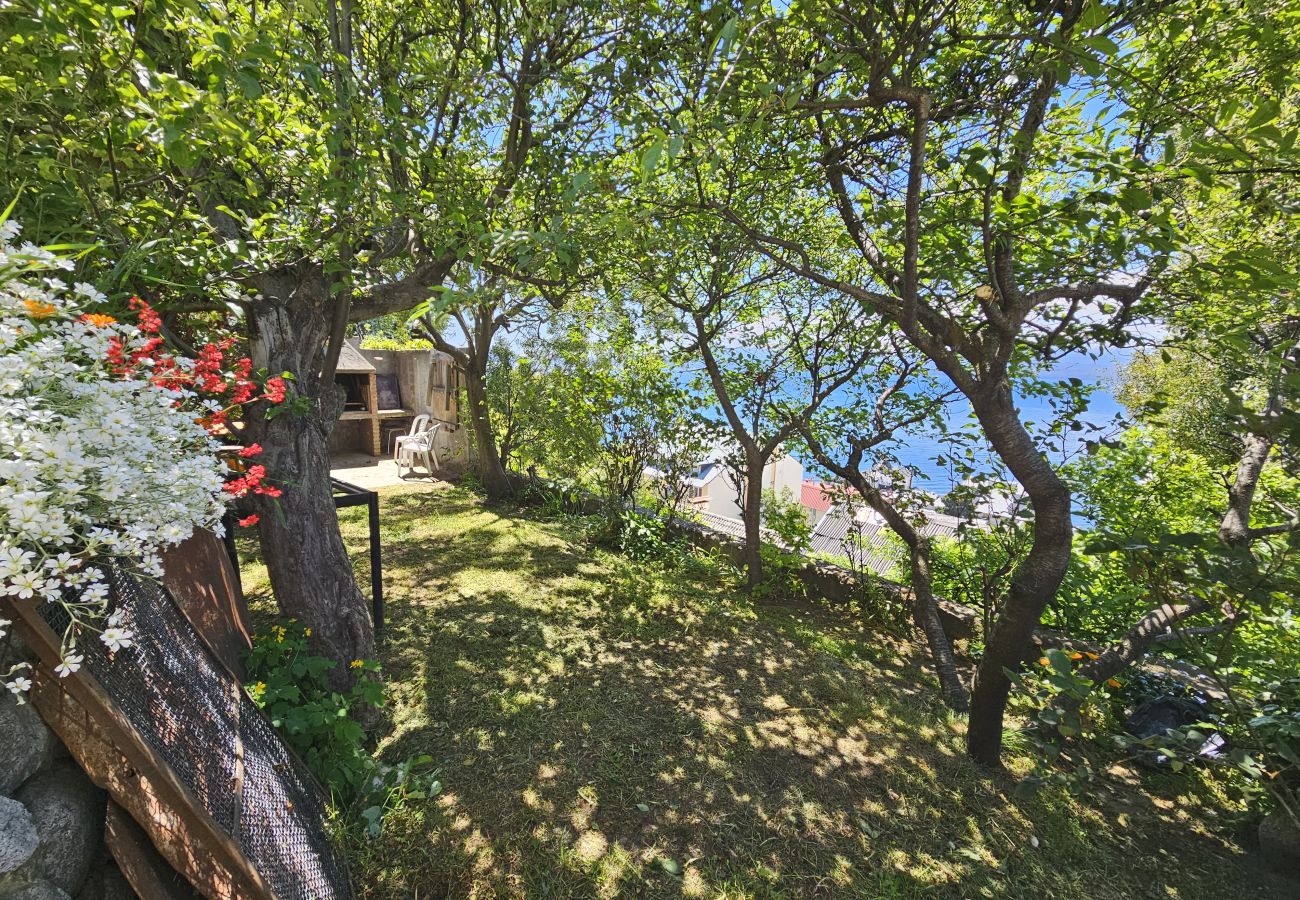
[0,640,132,900]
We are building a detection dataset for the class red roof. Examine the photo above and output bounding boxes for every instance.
[800,480,835,513]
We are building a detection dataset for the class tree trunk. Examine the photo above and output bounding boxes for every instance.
[800,429,969,711]
[742,456,765,590]
[462,362,514,501]
[868,498,968,712]
[965,384,1074,767]
[245,295,375,687]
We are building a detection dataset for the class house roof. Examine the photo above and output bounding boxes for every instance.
[809,505,967,578]
[336,339,376,374]
[800,480,835,513]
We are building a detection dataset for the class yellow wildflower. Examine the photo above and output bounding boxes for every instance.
[304,627,312,637]
[349,659,364,669]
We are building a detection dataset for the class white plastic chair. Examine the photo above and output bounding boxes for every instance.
[391,414,431,462]
[397,421,445,476]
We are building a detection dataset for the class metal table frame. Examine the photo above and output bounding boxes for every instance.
[220,477,385,640]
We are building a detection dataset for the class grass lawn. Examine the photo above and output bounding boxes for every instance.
[241,484,1292,899]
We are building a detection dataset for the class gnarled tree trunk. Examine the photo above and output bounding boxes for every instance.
[245,289,375,686]
[461,360,515,501]
[867,497,968,712]
[740,453,765,590]
[965,384,1074,766]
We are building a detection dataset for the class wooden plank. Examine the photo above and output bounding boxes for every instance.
[3,600,272,900]
[106,801,200,900]
[159,528,253,679]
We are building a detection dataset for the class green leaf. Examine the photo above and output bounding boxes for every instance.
[640,135,666,181]
[1046,648,1074,677]
[1078,2,1111,30]
[1246,98,1280,130]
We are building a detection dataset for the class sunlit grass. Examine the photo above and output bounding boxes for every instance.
[241,484,1287,898]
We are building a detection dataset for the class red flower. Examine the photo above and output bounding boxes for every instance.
[237,443,263,458]
[129,296,162,334]
[263,376,287,404]
[237,514,260,527]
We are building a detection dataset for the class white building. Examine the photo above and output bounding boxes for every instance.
[649,450,804,520]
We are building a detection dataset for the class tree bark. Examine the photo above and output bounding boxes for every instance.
[803,427,969,712]
[965,383,1074,766]
[462,360,514,501]
[741,454,765,590]
[245,293,375,686]
[1220,402,1280,547]
[867,497,969,712]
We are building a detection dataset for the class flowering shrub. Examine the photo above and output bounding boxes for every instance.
[0,216,288,694]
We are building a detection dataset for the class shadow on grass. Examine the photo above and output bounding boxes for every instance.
[303,486,1293,899]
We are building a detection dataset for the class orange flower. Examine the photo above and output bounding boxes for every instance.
[22,299,57,319]
[1106,678,1123,688]
[1084,652,1100,660]
[1038,657,1050,667]
[1070,652,1083,660]
[79,312,117,327]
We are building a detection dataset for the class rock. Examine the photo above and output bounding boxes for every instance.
[0,881,73,900]
[0,797,38,877]
[14,762,106,896]
[71,863,134,900]
[0,693,56,795]
[98,866,134,900]
[1127,695,1208,739]
[1259,808,1300,876]
[1126,695,1226,769]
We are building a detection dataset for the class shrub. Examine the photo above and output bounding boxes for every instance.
[246,621,441,837]
[0,216,287,690]
[617,508,671,562]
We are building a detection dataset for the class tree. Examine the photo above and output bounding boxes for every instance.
[799,333,969,710]
[645,0,1295,765]
[3,0,627,673]
[417,277,553,498]
[631,205,876,588]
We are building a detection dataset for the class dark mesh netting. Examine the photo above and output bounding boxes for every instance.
[40,564,352,899]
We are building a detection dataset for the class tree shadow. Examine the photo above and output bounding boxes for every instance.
[330,487,1293,899]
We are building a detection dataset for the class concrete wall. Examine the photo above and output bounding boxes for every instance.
[326,348,471,468]
[698,454,805,520]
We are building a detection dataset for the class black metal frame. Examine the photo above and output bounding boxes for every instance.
[330,478,385,640]
[219,479,385,641]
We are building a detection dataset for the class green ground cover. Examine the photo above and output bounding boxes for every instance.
[241,485,1292,899]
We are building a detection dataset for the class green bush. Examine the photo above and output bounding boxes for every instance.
[245,621,441,837]
[754,488,812,599]
[617,507,672,562]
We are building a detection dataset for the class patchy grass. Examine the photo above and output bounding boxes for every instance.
[241,485,1292,899]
